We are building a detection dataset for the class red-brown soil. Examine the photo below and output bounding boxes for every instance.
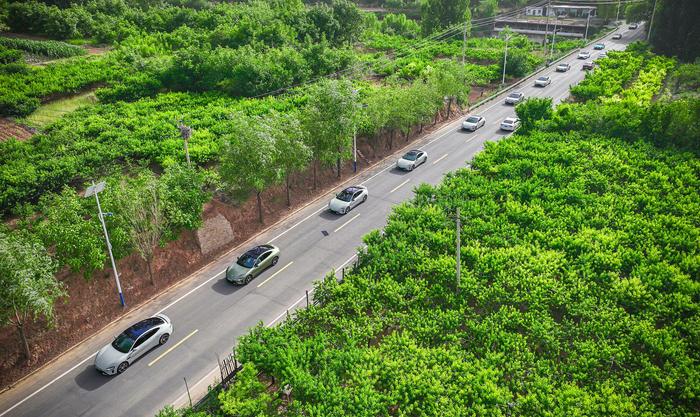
[0,102,478,391]
[0,118,35,142]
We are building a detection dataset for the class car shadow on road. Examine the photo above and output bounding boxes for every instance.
[211,278,245,295]
[388,166,411,176]
[318,210,345,221]
[74,365,113,391]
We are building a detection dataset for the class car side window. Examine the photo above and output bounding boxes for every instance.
[133,328,158,349]
[258,251,271,262]
[353,191,362,200]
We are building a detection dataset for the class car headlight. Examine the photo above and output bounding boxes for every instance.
[105,366,115,373]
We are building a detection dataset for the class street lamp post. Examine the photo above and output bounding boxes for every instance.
[549,15,559,63]
[647,0,658,42]
[85,181,125,307]
[584,10,591,41]
[178,121,192,168]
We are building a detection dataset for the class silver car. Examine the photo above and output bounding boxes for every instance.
[500,117,521,131]
[534,76,551,87]
[226,244,280,284]
[397,149,427,171]
[505,92,524,105]
[578,51,591,59]
[462,115,485,131]
[556,63,570,72]
[329,185,368,214]
[95,314,173,375]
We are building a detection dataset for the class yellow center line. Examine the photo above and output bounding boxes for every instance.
[432,153,449,165]
[390,179,410,194]
[148,329,198,367]
[257,261,294,288]
[334,213,361,233]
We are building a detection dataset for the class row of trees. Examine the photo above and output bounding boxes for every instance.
[1,164,208,359]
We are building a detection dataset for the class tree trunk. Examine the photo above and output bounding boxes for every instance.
[146,257,156,287]
[285,175,291,207]
[256,191,263,223]
[447,97,453,119]
[434,111,440,125]
[336,156,341,179]
[419,123,423,133]
[14,311,30,361]
[388,129,395,150]
[313,160,317,190]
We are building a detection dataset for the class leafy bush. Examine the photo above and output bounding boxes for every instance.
[0,37,87,59]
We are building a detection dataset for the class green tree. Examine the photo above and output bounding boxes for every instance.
[220,113,281,223]
[302,78,358,186]
[421,0,470,36]
[218,363,276,417]
[0,229,65,360]
[112,171,166,287]
[159,164,209,240]
[649,0,700,62]
[269,111,312,207]
[35,187,107,279]
[515,97,553,133]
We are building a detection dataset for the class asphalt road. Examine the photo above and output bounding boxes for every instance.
[0,25,645,417]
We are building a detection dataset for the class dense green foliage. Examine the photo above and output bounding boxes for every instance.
[170,113,700,417]
[0,36,86,59]
[0,56,119,116]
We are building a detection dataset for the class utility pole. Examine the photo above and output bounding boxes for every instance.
[461,23,467,64]
[646,0,658,42]
[584,9,591,41]
[549,13,558,62]
[178,121,192,168]
[501,33,511,86]
[543,0,551,48]
[85,181,125,307]
[616,0,621,22]
[352,124,357,173]
[455,207,461,294]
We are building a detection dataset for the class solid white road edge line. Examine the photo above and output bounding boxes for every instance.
[390,179,410,194]
[432,153,449,165]
[148,329,199,367]
[334,213,361,233]
[256,262,294,288]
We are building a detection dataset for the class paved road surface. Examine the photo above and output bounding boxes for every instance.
[0,25,644,417]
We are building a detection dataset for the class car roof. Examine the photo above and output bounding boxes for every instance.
[344,186,363,193]
[406,149,421,155]
[538,75,549,79]
[245,245,271,257]
[509,92,523,95]
[123,317,161,339]
[503,117,518,122]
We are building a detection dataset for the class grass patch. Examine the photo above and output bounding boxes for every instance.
[24,91,97,128]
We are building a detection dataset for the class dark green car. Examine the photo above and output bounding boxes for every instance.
[226,244,280,285]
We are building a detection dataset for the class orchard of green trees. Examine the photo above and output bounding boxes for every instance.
[155,44,699,416]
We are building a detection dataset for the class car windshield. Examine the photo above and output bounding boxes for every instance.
[558,64,567,67]
[538,76,548,81]
[237,253,256,268]
[402,151,418,161]
[503,119,515,124]
[336,189,354,202]
[466,116,480,123]
[112,333,136,353]
[508,93,521,98]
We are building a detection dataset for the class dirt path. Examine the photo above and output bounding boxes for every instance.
[0,118,35,142]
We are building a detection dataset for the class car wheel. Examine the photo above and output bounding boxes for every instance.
[362,195,367,203]
[408,164,413,171]
[159,333,170,345]
[117,361,129,374]
[244,274,252,284]
[271,256,279,266]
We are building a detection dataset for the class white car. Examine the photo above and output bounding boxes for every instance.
[578,51,591,59]
[612,33,622,40]
[556,63,570,72]
[95,314,172,375]
[505,92,524,105]
[500,117,521,131]
[329,185,368,214]
[397,149,427,171]
[534,76,551,87]
[462,115,485,131]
